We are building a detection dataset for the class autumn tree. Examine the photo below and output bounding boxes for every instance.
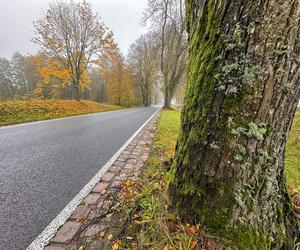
[32,53,90,99]
[33,0,114,100]
[169,0,300,248]
[98,41,134,106]
[104,61,133,107]
[144,0,188,108]
[128,32,159,106]
[32,54,70,99]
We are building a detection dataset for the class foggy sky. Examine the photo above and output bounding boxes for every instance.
[0,0,148,59]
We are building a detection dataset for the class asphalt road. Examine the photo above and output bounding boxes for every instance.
[0,107,158,250]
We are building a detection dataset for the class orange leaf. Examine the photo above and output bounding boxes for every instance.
[190,239,198,249]
[188,226,196,235]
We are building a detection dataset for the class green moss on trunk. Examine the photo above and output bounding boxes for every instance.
[169,0,300,248]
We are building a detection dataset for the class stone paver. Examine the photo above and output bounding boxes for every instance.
[83,224,106,237]
[45,112,159,249]
[51,221,81,244]
[92,181,109,193]
[110,180,122,188]
[101,172,115,182]
[70,205,91,221]
[124,163,134,169]
[83,193,101,205]
[44,246,66,250]
[113,161,125,168]
[117,155,128,162]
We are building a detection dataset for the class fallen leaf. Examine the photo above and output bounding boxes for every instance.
[188,226,196,235]
[190,240,198,249]
[112,241,119,250]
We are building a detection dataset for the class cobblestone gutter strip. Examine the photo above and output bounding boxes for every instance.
[41,112,159,250]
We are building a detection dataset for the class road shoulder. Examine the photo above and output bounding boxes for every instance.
[27,110,159,250]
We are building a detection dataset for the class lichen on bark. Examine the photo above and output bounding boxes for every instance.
[169,0,300,248]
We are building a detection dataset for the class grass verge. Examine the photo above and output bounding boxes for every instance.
[111,110,224,249]
[285,110,300,193]
[110,109,299,250]
[0,100,122,126]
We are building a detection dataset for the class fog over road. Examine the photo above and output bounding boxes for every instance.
[0,107,158,250]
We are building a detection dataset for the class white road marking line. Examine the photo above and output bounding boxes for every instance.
[26,108,160,250]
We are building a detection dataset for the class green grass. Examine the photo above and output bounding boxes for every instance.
[285,110,300,193]
[0,99,122,126]
[125,109,183,249]
[149,109,300,193]
[149,108,300,193]
[150,109,181,161]
[114,110,224,249]
[113,109,299,249]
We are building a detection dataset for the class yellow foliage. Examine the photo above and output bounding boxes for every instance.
[0,100,121,126]
[33,55,70,84]
[104,64,134,107]
[98,43,135,106]
[31,55,91,98]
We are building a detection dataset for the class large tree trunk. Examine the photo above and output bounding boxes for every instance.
[164,85,172,108]
[74,85,80,101]
[72,77,81,101]
[169,0,300,248]
[143,82,151,107]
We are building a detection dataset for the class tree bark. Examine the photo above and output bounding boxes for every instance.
[142,82,151,107]
[164,85,172,108]
[169,0,300,248]
[73,81,80,101]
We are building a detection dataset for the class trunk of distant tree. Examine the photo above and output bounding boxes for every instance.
[118,77,122,106]
[146,83,151,106]
[72,72,81,101]
[169,0,300,248]
[164,85,172,108]
[100,81,107,103]
[141,84,150,107]
[73,82,80,101]
[140,81,152,107]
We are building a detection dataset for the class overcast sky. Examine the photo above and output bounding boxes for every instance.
[0,0,148,58]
